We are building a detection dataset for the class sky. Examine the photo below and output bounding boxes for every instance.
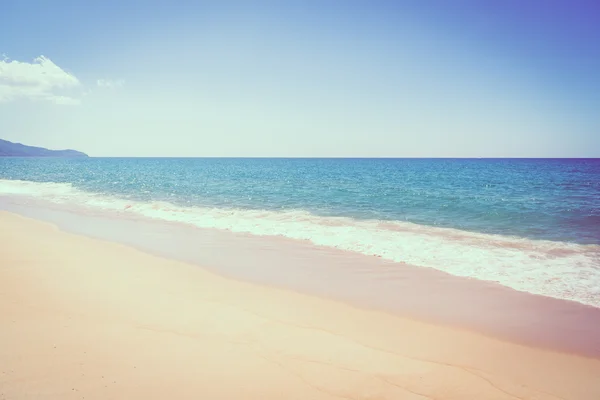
[0,0,599,157]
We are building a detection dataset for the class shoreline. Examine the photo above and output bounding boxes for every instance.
[3,197,600,360]
[1,178,598,309]
[2,210,600,399]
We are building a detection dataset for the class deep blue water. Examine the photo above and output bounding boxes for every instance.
[1,157,598,244]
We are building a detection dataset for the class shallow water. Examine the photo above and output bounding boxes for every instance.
[1,157,599,307]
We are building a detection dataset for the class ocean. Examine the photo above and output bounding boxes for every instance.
[1,157,599,308]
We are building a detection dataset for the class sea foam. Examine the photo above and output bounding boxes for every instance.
[1,178,599,308]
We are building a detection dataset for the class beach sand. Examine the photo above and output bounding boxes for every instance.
[1,211,599,399]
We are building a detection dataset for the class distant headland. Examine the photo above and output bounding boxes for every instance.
[0,139,88,158]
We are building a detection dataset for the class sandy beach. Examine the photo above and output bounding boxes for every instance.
[1,211,600,400]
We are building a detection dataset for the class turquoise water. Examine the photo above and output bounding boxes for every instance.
[1,158,598,243]
[1,157,599,306]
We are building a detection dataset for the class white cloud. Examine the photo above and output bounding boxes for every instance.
[51,95,82,105]
[96,79,125,88]
[0,55,81,105]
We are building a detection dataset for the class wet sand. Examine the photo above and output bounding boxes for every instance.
[2,211,600,399]
[4,197,600,359]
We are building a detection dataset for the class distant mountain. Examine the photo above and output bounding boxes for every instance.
[0,139,88,157]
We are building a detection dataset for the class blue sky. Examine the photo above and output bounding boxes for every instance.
[0,0,598,157]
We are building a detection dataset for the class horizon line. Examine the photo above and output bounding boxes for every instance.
[43,156,600,160]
